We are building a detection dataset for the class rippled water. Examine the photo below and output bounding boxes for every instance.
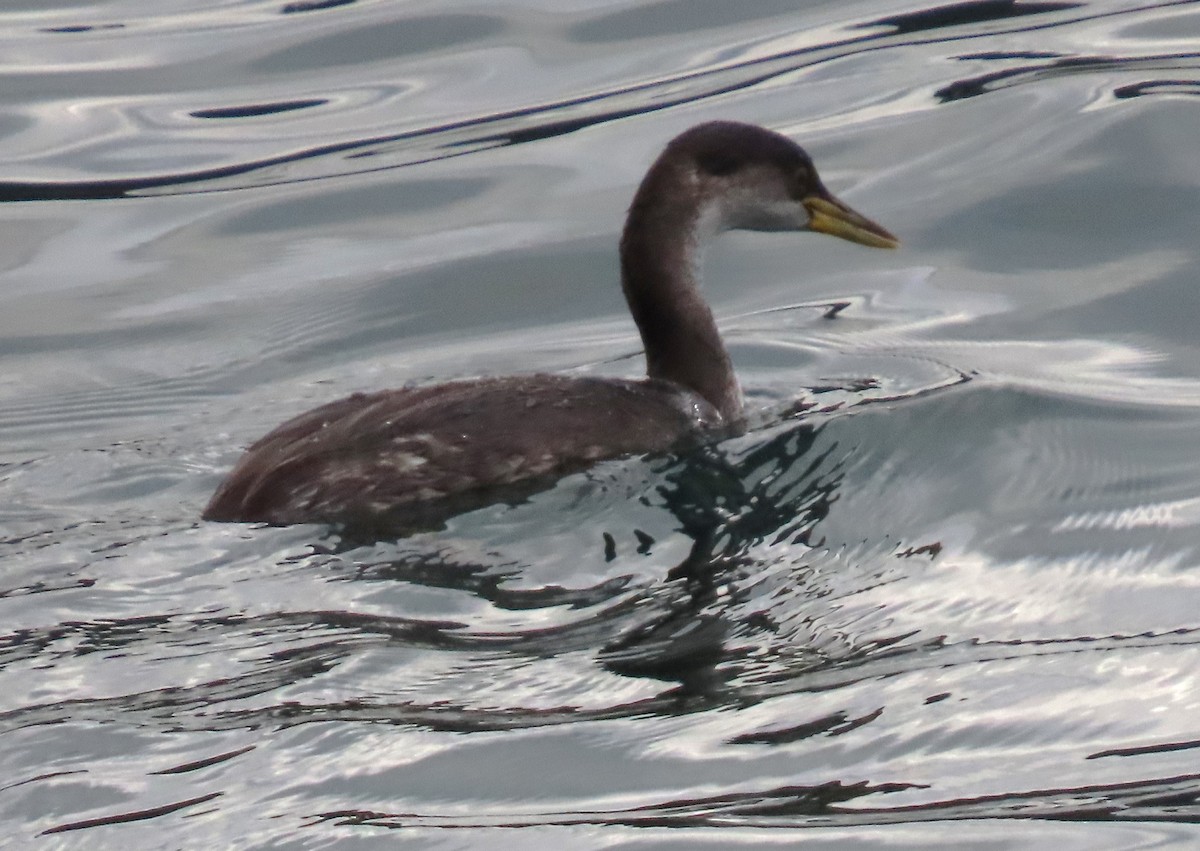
[3,1,1200,848]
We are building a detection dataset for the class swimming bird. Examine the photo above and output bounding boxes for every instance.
[204,121,897,531]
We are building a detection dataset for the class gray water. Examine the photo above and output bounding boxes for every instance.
[2,1,1200,848]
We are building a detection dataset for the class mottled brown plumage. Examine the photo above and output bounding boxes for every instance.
[204,375,721,529]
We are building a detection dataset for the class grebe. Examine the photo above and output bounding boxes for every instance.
[204,121,898,530]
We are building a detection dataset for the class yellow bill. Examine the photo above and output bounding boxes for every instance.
[803,193,899,249]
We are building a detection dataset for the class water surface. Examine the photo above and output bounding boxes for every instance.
[2,1,1200,848]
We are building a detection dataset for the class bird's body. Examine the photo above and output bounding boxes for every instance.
[204,121,897,530]
[204,374,723,528]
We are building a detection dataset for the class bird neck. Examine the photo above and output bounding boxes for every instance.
[619,194,743,424]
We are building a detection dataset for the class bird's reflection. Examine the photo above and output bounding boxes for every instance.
[597,420,844,686]
[322,415,847,696]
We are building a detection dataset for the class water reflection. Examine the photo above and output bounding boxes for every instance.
[938,51,1200,101]
[7,1,1196,202]
[4,0,1200,844]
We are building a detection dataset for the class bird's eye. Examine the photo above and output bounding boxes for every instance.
[788,165,813,199]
